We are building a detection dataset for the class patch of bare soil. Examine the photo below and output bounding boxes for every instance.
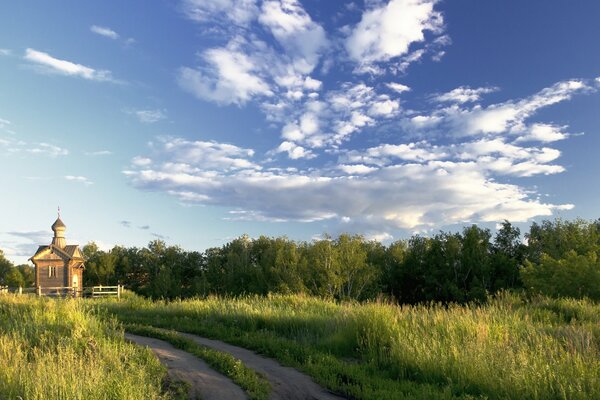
[177,332,346,400]
[125,333,247,400]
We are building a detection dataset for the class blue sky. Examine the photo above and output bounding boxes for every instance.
[1,0,600,264]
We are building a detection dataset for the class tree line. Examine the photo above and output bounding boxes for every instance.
[1,218,599,302]
[0,250,34,288]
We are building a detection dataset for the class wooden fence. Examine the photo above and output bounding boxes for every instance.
[0,285,122,299]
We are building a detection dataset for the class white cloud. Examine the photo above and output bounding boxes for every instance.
[132,156,152,167]
[343,138,564,178]
[386,82,411,93]
[0,49,11,56]
[0,118,10,130]
[304,76,322,91]
[125,139,572,230]
[258,0,327,74]
[405,79,592,138]
[274,141,315,159]
[338,164,378,174]
[366,232,394,242]
[369,98,400,116]
[0,136,69,157]
[515,123,568,143]
[139,137,260,171]
[85,150,113,156]
[181,0,259,26]
[26,143,69,157]
[90,25,119,39]
[346,0,444,71]
[434,86,498,104]
[24,48,114,82]
[128,109,167,124]
[65,175,93,186]
[178,41,273,105]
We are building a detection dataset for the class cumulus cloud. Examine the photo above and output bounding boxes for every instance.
[405,79,592,137]
[274,141,315,159]
[178,0,328,108]
[163,2,598,236]
[125,140,572,229]
[24,49,115,82]
[178,40,273,105]
[258,0,327,73]
[90,25,119,39]
[515,123,568,143]
[345,0,445,73]
[386,82,411,93]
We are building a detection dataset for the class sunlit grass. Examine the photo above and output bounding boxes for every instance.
[0,295,170,400]
[101,292,600,399]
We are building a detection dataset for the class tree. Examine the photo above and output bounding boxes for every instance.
[16,265,35,287]
[522,251,600,300]
[460,225,492,301]
[0,249,14,286]
[82,242,116,285]
[336,234,378,300]
[491,221,525,290]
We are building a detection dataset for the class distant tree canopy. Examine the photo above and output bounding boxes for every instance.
[0,250,34,288]
[521,219,600,299]
[2,218,599,302]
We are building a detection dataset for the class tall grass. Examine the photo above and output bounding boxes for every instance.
[0,295,169,400]
[101,292,600,400]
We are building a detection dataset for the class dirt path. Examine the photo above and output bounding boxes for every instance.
[124,333,247,400]
[177,332,346,400]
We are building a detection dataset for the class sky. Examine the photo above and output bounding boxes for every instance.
[1,0,600,264]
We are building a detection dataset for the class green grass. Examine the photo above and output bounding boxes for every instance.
[126,323,271,400]
[0,294,172,400]
[99,292,600,400]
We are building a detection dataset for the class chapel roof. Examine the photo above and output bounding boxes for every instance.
[52,217,66,230]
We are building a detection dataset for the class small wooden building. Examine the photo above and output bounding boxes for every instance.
[30,214,84,294]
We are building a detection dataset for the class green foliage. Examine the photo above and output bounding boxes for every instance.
[522,252,600,299]
[102,293,600,400]
[0,295,169,399]
[521,218,600,300]
[125,324,271,400]
[71,217,600,303]
[0,250,35,288]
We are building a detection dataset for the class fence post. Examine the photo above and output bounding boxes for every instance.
[37,286,41,296]
[117,284,121,300]
[18,286,22,295]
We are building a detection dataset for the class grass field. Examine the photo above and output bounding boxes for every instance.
[100,292,600,400]
[0,295,172,400]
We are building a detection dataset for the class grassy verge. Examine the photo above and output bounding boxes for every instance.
[126,323,271,400]
[0,294,171,400]
[98,292,600,400]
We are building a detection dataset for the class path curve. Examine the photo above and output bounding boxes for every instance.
[177,331,346,400]
[125,333,247,400]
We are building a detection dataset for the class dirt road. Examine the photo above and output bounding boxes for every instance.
[177,332,346,400]
[125,333,247,400]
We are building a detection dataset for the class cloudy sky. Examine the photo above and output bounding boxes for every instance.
[1,0,600,264]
